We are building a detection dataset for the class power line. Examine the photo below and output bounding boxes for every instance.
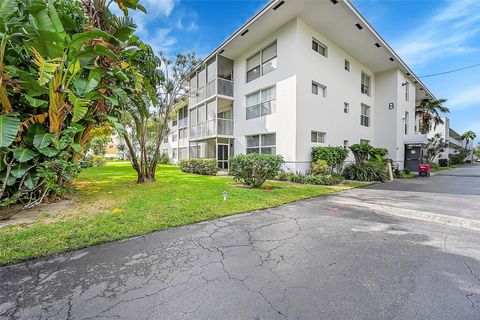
[416,63,480,78]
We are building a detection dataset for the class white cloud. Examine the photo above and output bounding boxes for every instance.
[393,0,480,65]
[145,28,178,53]
[448,85,480,110]
[177,17,198,32]
[141,0,177,17]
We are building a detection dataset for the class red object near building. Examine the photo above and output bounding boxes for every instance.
[418,164,431,177]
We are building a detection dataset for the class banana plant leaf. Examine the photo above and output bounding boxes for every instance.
[0,114,20,148]
[11,163,30,178]
[13,148,38,162]
[38,147,58,157]
[33,133,55,149]
[23,173,40,190]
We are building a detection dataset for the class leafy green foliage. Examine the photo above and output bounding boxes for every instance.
[0,115,19,147]
[158,152,170,165]
[449,150,469,165]
[349,144,389,164]
[275,171,344,185]
[349,143,374,164]
[179,158,219,176]
[342,162,388,182]
[415,98,449,134]
[229,153,284,188]
[311,146,349,173]
[438,158,448,167]
[0,0,148,206]
[424,133,448,164]
[310,159,329,175]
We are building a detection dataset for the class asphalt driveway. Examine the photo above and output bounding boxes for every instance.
[1,165,479,320]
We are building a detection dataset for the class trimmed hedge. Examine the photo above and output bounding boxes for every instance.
[311,146,349,173]
[179,158,219,176]
[438,158,448,167]
[229,153,284,188]
[275,172,344,185]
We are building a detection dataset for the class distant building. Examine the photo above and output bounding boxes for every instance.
[426,117,473,163]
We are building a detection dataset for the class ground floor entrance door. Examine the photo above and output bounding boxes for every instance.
[405,145,422,172]
[217,144,229,170]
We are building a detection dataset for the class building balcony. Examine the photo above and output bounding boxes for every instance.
[178,117,188,128]
[188,54,234,107]
[449,137,463,148]
[189,118,234,140]
[189,78,234,106]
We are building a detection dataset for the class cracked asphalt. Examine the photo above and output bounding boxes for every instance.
[1,165,480,319]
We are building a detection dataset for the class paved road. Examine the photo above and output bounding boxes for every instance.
[1,166,479,320]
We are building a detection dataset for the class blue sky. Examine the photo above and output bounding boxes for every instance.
[125,0,480,141]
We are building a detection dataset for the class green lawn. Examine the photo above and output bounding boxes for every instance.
[399,173,417,179]
[0,162,363,265]
[431,165,460,172]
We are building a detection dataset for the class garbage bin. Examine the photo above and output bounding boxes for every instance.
[418,164,431,177]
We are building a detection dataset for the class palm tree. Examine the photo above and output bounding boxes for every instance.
[415,98,450,134]
[461,130,477,151]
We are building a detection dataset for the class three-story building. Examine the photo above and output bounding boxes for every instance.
[163,0,435,172]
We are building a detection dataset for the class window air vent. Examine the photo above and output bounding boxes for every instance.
[241,29,249,36]
[273,1,285,10]
[355,23,363,30]
[374,43,381,48]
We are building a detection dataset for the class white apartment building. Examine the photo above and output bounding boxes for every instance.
[162,0,436,173]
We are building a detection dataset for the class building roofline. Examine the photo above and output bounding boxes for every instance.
[343,0,436,100]
[200,0,436,100]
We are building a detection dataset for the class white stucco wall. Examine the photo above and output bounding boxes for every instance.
[232,18,299,171]
[292,18,378,172]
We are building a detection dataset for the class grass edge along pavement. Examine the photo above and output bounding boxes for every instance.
[0,162,366,266]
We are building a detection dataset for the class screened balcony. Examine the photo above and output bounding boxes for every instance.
[189,55,234,107]
[189,98,234,140]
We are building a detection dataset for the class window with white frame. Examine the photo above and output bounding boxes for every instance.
[344,102,350,114]
[163,135,168,143]
[246,133,276,154]
[172,149,177,159]
[172,131,178,142]
[360,139,370,145]
[311,131,326,143]
[345,59,350,71]
[343,140,349,149]
[312,38,327,57]
[360,103,370,127]
[312,81,326,97]
[246,41,277,82]
[246,86,276,120]
[172,119,177,127]
[361,72,371,96]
